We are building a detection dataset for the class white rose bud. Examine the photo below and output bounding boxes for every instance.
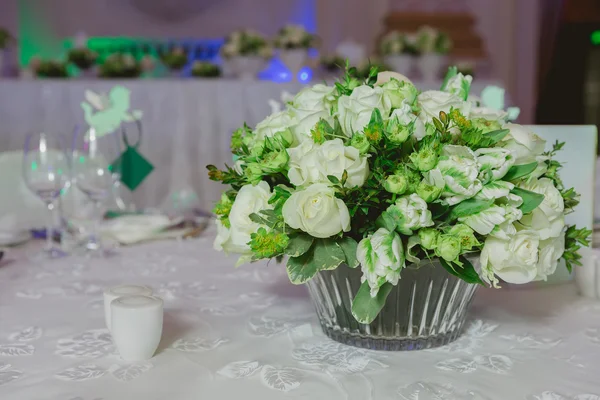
[444,73,472,100]
[387,193,434,235]
[517,178,565,240]
[536,231,565,281]
[357,228,405,297]
[214,181,272,254]
[502,123,546,164]
[380,78,418,109]
[254,111,297,143]
[282,183,351,238]
[289,84,336,140]
[480,230,540,286]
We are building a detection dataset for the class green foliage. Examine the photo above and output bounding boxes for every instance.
[351,281,394,324]
[447,198,494,221]
[161,49,188,70]
[502,162,538,181]
[561,187,581,214]
[286,238,355,283]
[250,228,289,259]
[511,187,545,214]
[439,257,484,285]
[563,225,592,272]
[191,62,221,78]
[284,233,314,257]
[338,237,360,268]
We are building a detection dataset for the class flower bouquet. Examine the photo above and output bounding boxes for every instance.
[274,24,316,81]
[380,31,418,75]
[191,61,221,78]
[221,29,272,80]
[209,66,590,350]
[35,59,69,78]
[416,26,453,81]
[67,48,98,78]
[99,53,143,78]
[161,47,188,76]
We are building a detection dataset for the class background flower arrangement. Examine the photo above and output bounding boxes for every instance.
[209,64,590,324]
[191,61,221,78]
[161,47,188,71]
[416,25,452,55]
[99,53,146,78]
[0,27,13,49]
[380,31,418,56]
[67,48,98,71]
[273,24,316,50]
[33,59,69,78]
[220,29,273,59]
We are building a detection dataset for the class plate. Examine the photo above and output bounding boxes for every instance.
[0,230,31,247]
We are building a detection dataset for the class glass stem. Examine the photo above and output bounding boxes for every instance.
[46,201,55,251]
[91,200,103,249]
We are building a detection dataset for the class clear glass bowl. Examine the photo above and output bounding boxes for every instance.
[306,257,480,351]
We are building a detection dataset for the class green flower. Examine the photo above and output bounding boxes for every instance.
[447,224,479,251]
[350,134,370,154]
[274,129,294,148]
[416,179,443,202]
[418,228,439,250]
[435,234,461,262]
[384,116,411,144]
[250,227,289,259]
[243,136,265,157]
[357,228,405,297]
[410,147,438,172]
[387,194,434,235]
[381,78,418,109]
[395,167,421,194]
[471,118,501,134]
[231,127,246,153]
[310,119,333,145]
[213,193,233,228]
[383,174,408,195]
[364,123,383,143]
[260,150,289,173]
[244,163,263,185]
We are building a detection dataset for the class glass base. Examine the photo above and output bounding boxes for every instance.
[319,321,465,351]
[307,258,479,351]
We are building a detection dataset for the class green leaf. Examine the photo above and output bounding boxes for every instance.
[447,199,494,221]
[338,237,359,268]
[482,129,509,144]
[440,66,458,91]
[286,248,318,284]
[511,187,545,214]
[248,213,269,225]
[433,118,444,133]
[375,211,397,232]
[369,108,383,126]
[502,162,537,181]
[285,234,314,257]
[351,281,394,324]
[313,239,346,271]
[327,175,340,185]
[440,257,484,285]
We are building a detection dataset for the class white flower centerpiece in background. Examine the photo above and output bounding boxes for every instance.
[380,30,418,76]
[209,65,590,350]
[221,29,273,80]
[274,24,316,81]
[416,25,453,81]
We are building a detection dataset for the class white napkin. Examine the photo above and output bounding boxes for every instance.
[102,214,180,245]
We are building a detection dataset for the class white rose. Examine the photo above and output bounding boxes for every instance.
[470,107,508,122]
[215,181,272,254]
[287,139,369,188]
[357,228,405,297]
[476,180,514,201]
[444,73,472,100]
[254,111,296,142]
[517,178,565,240]
[536,231,565,281]
[337,85,391,137]
[380,78,418,109]
[426,145,483,205]
[387,193,434,235]
[417,90,470,123]
[475,148,515,181]
[289,84,336,138]
[375,71,413,86]
[480,230,540,286]
[282,183,351,238]
[490,194,524,239]
[389,102,426,139]
[502,123,546,164]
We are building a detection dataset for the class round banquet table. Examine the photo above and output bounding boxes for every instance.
[1,231,600,399]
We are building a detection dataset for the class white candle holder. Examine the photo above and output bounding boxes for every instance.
[104,285,153,331]
[111,295,163,362]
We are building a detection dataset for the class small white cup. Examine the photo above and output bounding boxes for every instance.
[111,295,163,362]
[104,285,153,331]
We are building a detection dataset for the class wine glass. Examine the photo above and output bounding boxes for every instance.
[73,127,114,255]
[23,132,71,258]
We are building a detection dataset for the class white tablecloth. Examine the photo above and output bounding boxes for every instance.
[0,79,504,212]
[1,233,600,399]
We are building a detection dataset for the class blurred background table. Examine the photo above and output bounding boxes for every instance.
[0,79,505,212]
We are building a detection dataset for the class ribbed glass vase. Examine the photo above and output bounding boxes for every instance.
[306,257,480,351]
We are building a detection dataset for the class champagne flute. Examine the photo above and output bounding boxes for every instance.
[73,128,114,255]
[23,132,71,258]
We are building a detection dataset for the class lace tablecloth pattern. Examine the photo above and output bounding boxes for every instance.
[1,235,600,399]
